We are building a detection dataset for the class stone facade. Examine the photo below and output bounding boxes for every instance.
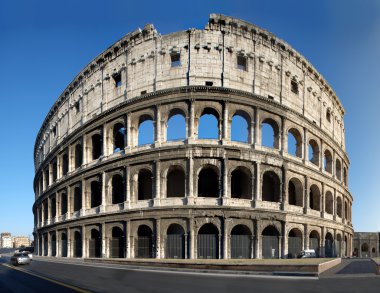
[353,232,379,258]
[33,14,353,260]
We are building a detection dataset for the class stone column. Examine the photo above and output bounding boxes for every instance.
[155,219,161,259]
[255,162,261,202]
[125,166,130,208]
[189,218,195,259]
[333,189,337,221]
[280,116,285,154]
[82,226,86,258]
[102,223,106,258]
[320,227,325,258]
[47,233,51,256]
[187,152,194,204]
[103,123,108,157]
[66,186,71,220]
[154,160,161,206]
[126,220,131,258]
[304,175,309,214]
[321,182,325,218]
[81,179,86,216]
[67,230,71,258]
[254,107,260,148]
[184,233,188,259]
[155,105,162,147]
[101,172,106,212]
[255,221,261,259]
[188,99,195,142]
[320,140,324,172]
[125,112,131,149]
[303,128,308,163]
[304,224,309,250]
[222,158,229,201]
[281,165,287,210]
[222,101,229,143]
[250,121,255,145]
[82,135,87,165]
[56,230,60,257]
[223,219,229,259]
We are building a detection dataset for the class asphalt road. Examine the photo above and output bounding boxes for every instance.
[0,256,379,293]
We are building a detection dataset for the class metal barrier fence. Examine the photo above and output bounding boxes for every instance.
[197,234,218,259]
[166,234,185,259]
[288,236,302,258]
[110,238,125,258]
[137,236,153,258]
[231,235,251,258]
[262,236,279,259]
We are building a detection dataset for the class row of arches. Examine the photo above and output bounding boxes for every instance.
[37,223,349,259]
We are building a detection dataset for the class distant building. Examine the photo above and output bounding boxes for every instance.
[353,232,379,258]
[13,236,31,248]
[0,232,12,248]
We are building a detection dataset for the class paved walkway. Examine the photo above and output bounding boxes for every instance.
[320,258,378,278]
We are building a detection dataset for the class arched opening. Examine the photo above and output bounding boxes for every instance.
[110,227,125,258]
[51,234,56,257]
[344,236,348,257]
[138,116,154,145]
[262,226,279,259]
[325,191,333,214]
[325,232,334,257]
[335,159,342,181]
[309,231,320,257]
[138,169,153,200]
[91,181,102,208]
[308,139,319,166]
[287,128,302,158]
[166,166,185,198]
[231,225,252,259]
[51,197,56,218]
[336,234,342,257]
[61,192,67,215]
[198,166,219,198]
[136,225,153,258]
[344,202,348,220]
[324,150,333,173]
[197,223,219,259]
[337,197,343,218]
[167,112,186,141]
[43,234,48,256]
[343,167,348,186]
[52,160,57,181]
[288,229,302,258]
[113,123,125,152]
[288,178,303,207]
[73,231,82,258]
[73,186,82,212]
[231,113,249,143]
[231,168,251,199]
[61,233,67,257]
[261,118,279,149]
[92,133,102,160]
[309,185,321,211]
[198,108,219,139]
[166,224,185,259]
[112,174,125,204]
[75,143,83,169]
[89,229,101,258]
[62,153,69,176]
[262,171,280,202]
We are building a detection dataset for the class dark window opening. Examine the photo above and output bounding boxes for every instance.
[198,167,219,198]
[110,227,125,258]
[308,140,320,166]
[44,169,49,187]
[51,197,56,218]
[52,126,57,136]
[324,150,333,173]
[62,153,69,176]
[205,81,213,86]
[268,95,274,100]
[52,161,57,182]
[262,171,280,202]
[113,73,122,87]
[325,192,333,214]
[197,224,219,259]
[89,229,101,258]
[137,225,153,258]
[73,231,82,258]
[291,80,299,94]
[113,123,125,153]
[112,174,125,204]
[326,110,331,123]
[167,167,185,197]
[337,197,343,217]
[141,90,147,95]
[231,168,251,199]
[171,53,181,67]
[73,186,82,212]
[61,193,67,215]
[92,133,102,160]
[75,144,83,168]
[43,201,48,220]
[237,55,247,71]
[91,181,102,208]
[138,170,153,200]
[75,101,80,113]
[309,185,320,211]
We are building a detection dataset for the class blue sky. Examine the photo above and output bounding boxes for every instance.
[0,0,379,236]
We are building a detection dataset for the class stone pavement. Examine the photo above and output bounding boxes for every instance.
[320,258,378,278]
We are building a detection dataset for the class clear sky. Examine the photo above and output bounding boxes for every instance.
[0,0,379,236]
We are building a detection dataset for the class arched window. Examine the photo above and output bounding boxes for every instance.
[137,225,153,258]
[308,139,319,166]
[112,174,124,204]
[309,185,321,211]
[337,197,343,218]
[261,118,279,149]
[198,224,219,259]
[138,169,153,200]
[231,113,249,143]
[166,224,185,259]
[91,181,102,208]
[324,150,333,173]
[343,167,348,186]
[167,166,185,197]
[262,226,279,259]
[288,229,302,258]
[73,186,82,212]
[89,229,101,258]
[198,108,219,139]
[287,128,302,158]
[198,166,219,197]
[288,178,303,207]
[138,116,154,145]
[231,168,251,199]
[167,112,186,141]
[325,191,333,214]
[62,152,69,176]
[110,227,125,258]
[335,159,342,181]
[92,133,102,160]
[231,225,252,259]
[262,171,280,202]
[113,123,125,152]
[75,144,83,168]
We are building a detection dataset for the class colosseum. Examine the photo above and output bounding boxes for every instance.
[33,14,353,260]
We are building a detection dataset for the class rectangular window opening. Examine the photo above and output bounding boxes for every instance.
[205,81,213,86]
[171,53,181,67]
[74,101,80,113]
[268,95,274,100]
[237,55,247,71]
[113,73,122,87]
[291,80,299,94]
[141,90,147,95]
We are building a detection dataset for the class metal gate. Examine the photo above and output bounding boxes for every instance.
[166,234,184,259]
[89,239,101,258]
[61,239,67,257]
[110,238,124,258]
[309,238,319,257]
[288,237,302,258]
[137,236,153,258]
[74,239,82,257]
[51,239,56,256]
[262,236,279,259]
[198,234,218,259]
[336,241,341,257]
[325,239,333,257]
[231,235,251,259]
